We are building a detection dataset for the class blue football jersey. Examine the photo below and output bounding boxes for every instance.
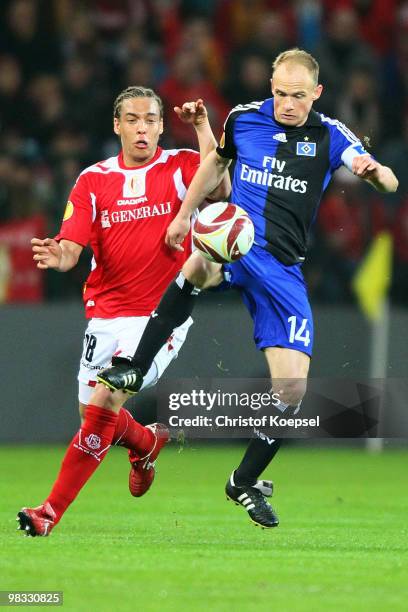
[216,98,369,265]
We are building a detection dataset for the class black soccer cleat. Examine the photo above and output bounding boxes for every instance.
[97,357,144,395]
[225,472,279,529]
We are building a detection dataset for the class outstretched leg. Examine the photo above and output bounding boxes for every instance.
[17,401,119,536]
[226,347,309,529]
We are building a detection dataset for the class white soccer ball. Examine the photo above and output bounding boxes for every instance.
[192,202,255,263]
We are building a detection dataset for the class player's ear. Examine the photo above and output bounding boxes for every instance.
[312,84,323,101]
[113,117,120,136]
[159,119,164,135]
[270,77,274,93]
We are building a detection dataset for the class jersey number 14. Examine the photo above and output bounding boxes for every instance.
[287,316,311,347]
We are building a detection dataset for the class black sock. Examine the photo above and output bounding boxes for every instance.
[132,271,200,375]
[234,437,282,487]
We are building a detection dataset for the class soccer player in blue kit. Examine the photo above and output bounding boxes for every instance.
[98,49,398,528]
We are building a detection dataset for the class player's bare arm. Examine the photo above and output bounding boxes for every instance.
[31,238,83,272]
[175,99,231,200]
[166,150,231,250]
[352,155,398,193]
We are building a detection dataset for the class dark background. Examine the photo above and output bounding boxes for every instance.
[0,0,407,443]
[1,0,408,303]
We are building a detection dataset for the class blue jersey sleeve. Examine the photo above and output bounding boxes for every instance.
[320,114,371,172]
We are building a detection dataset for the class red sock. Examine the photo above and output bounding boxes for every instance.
[46,405,118,523]
[112,407,155,457]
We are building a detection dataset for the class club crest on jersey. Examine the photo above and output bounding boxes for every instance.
[123,173,146,198]
[296,142,316,157]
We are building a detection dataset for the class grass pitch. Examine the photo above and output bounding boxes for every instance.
[1,444,407,611]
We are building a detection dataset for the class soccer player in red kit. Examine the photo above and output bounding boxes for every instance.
[17,86,230,537]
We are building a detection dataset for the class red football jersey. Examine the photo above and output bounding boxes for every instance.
[56,147,200,318]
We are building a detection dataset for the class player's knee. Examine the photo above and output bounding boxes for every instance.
[182,252,214,289]
[275,378,307,407]
[90,383,122,411]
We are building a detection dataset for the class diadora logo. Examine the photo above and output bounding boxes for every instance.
[85,434,101,450]
[117,196,148,206]
[273,133,287,143]
[296,142,316,157]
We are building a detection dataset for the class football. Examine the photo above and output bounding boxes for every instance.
[192,202,255,263]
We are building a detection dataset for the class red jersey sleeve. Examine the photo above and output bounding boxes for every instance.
[55,172,94,246]
[179,150,200,189]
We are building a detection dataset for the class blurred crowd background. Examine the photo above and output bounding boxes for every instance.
[0,0,407,304]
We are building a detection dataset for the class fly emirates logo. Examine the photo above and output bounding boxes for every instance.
[240,156,308,194]
[101,202,172,228]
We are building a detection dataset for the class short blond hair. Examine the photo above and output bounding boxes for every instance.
[272,48,319,85]
[113,86,163,120]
